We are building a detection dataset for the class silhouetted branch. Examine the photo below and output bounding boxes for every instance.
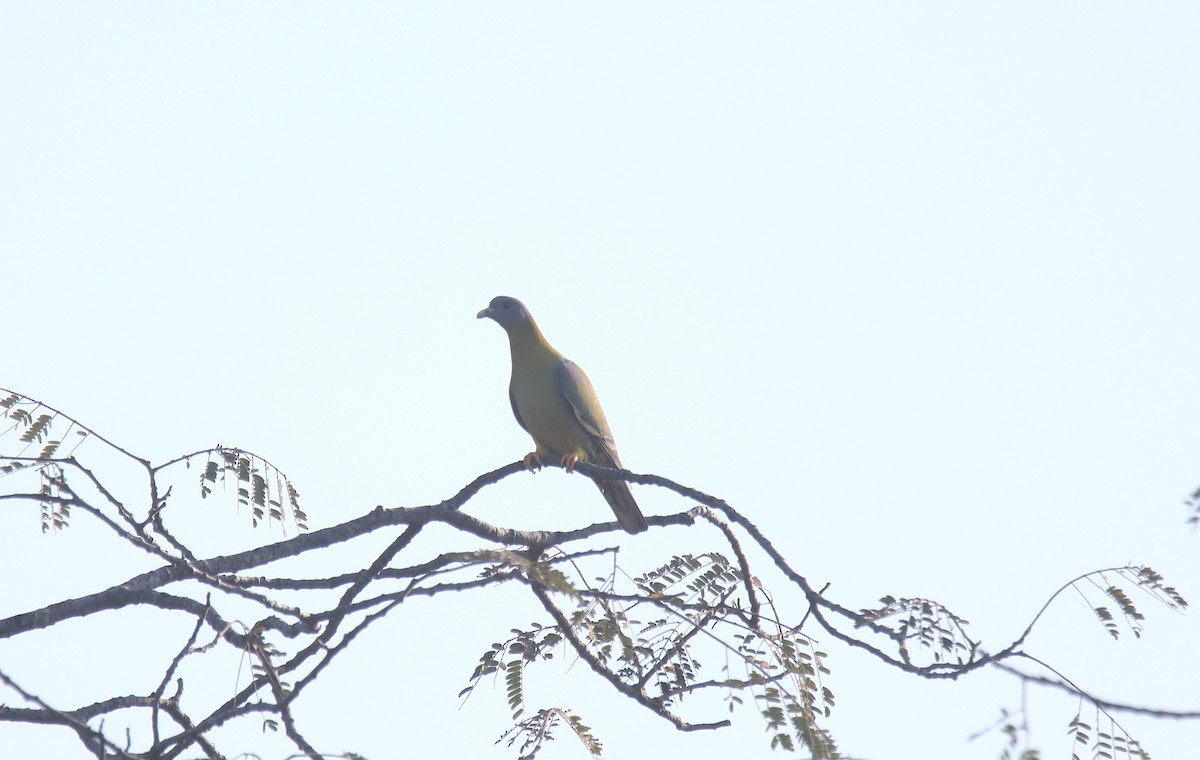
[0,386,1193,760]
[524,578,732,733]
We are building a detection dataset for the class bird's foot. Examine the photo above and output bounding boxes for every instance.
[523,453,543,471]
[560,454,579,473]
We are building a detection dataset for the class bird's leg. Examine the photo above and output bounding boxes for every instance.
[523,452,543,471]
[560,454,579,473]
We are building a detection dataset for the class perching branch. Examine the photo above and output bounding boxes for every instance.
[0,387,1193,760]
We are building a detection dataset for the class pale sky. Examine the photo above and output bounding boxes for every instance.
[2,3,1199,759]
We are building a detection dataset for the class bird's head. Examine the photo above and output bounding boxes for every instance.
[477,296,533,331]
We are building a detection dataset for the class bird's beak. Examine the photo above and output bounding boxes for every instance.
[476,307,493,319]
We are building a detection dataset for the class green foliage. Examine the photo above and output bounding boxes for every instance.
[1072,566,1187,641]
[0,459,28,475]
[1068,707,1150,760]
[0,392,91,463]
[38,464,70,533]
[19,413,53,444]
[1133,567,1187,610]
[1,389,308,535]
[196,446,307,531]
[736,592,837,758]
[497,707,602,759]
[459,622,566,718]
[462,551,840,758]
[3,386,1191,759]
[0,390,92,532]
[636,552,741,601]
[971,565,1185,760]
[1186,482,1200,526]
[859,595,976,665]
[968,707,1042,760]
[246,629,293,706]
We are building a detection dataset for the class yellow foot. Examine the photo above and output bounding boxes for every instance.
[560,454,579,473]
[523,453,543,471]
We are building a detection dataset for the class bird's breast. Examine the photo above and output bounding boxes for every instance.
[510,372,589,459]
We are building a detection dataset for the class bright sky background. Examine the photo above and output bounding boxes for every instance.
[3,3,1199,759]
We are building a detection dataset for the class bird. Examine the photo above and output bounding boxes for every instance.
[477,296,649,534]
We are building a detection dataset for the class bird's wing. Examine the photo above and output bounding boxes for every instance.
[508,388,529,434]
[554,359,622,467]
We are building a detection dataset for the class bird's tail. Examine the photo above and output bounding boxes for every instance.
[593,477,649,534]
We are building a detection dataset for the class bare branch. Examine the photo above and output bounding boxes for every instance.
[1,415,1192,760]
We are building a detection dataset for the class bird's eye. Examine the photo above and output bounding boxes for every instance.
[502,302,511,309]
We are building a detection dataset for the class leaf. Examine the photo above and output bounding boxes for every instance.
[19,414,54,443]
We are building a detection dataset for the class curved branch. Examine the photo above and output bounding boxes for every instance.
[525,579,731,732]
[0,387,148,467]
[2,445,1194,760]
[997,657,1200,719]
